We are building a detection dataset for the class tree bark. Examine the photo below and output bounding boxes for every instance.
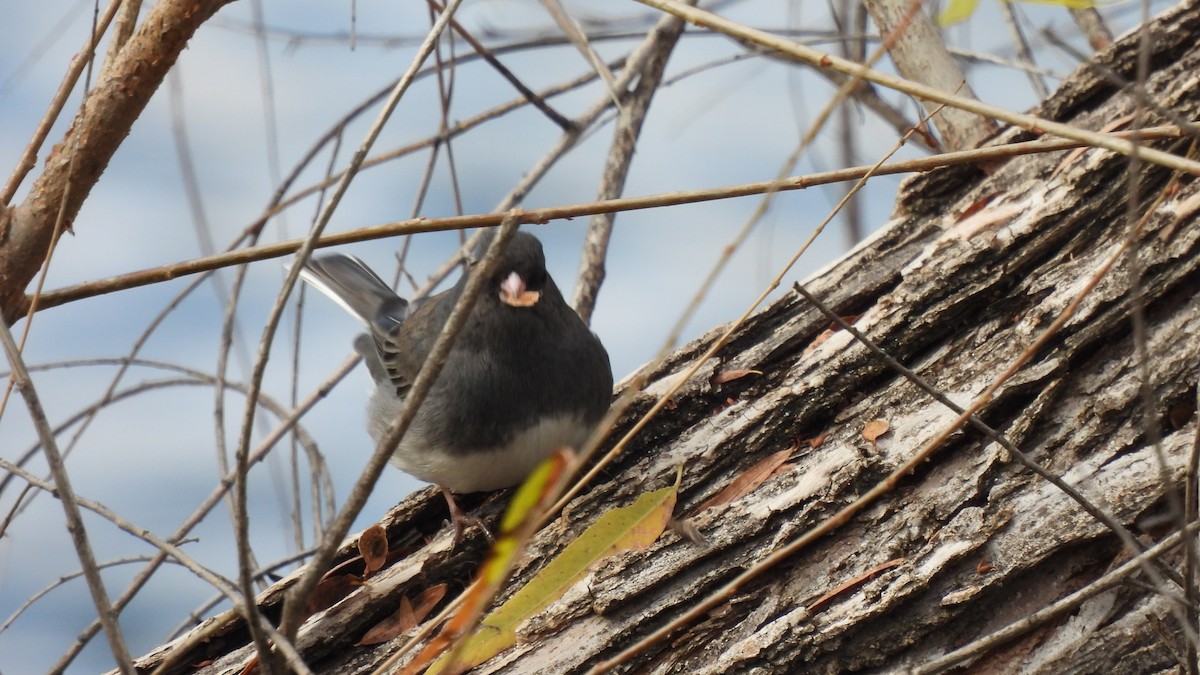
[130,0,1200,672]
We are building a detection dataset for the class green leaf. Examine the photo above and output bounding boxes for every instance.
[445,467,681,671]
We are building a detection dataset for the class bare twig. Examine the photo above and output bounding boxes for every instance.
[572,1,689,323]
[99,0,140,74]
[1,0,239,323]
[861,0,990,150]
[0,554,175,636]
[997,1,1049,99]
[1070,7,1114,51]
[25,124,1190,313]
[0,0,121,206]
[1187,379,1200,674]
[0,322,133,672]
[245,0,468,655]
[634,0,1200,173]
[539,0,625,114]
[911,516,1200,673]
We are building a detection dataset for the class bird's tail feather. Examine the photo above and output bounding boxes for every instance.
[298,253,408,328]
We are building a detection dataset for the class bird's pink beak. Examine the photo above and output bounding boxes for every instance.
[499,271,540,307]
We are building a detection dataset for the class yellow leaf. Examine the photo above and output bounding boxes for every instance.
[1015,0,1100,7]
[938,0,979,25]
[440,467,682,672]
[408,451,570,675]
[940,0,1103,25]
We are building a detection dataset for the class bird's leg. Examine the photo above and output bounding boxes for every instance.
[441,486,493,545]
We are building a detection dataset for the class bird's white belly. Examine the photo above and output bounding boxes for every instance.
[390,414,589,493]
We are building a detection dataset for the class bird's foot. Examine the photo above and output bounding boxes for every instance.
[441,487,494,546]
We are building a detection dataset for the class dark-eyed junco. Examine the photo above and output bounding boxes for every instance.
[300,231,612,536]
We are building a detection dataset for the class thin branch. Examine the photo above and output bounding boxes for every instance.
[572,2,689,322]
[539,0,626,114]
[0,554,176,636]
[99,0,140,73]
[0,321,133,672]
[861,0,991,150]
[998,1,1049,99]
[1,0,238,323]
[27,124,1188,313]
[0,0,121,206]
[635,0,1200,172]
[910,516,1200,673]
[1070,7,1114,51]
[428,0,574,130]
[267,0,470,641]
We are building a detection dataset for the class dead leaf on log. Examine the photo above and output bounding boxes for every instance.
[696,447,795,513]
[1169,401,1195,429]
[862,419,890,448]
[359,524,389,576]
[710,368,762,385]
[426,469,681,674]
[808,557,905,613]
[358,584,449,646]
[404,451,574,675]
[954,190,1001,223]
[803,316,861,357]
[309,574,364,614]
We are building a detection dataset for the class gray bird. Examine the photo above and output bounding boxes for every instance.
[299,231,612,536]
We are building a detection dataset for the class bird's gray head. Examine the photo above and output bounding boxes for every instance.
[489,232,549,308]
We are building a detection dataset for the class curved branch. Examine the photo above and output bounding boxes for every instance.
[1,0,237,324]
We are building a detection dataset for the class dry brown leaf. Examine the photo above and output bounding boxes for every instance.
[954,191,1001,223]
[1169,401,1195,429]
[806,433,828,449]
[357,584,448,646]
[862,419,890,446]
[803,327,836,358]
[238,654,259,675]
[308,574,363,614]
[414,583,449,618]
[802,316,861,358]
[359,524,389,576]
[710,368,762,385]
[359,596,416,646]
[808,557,905,612]
[696,447,794,513]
